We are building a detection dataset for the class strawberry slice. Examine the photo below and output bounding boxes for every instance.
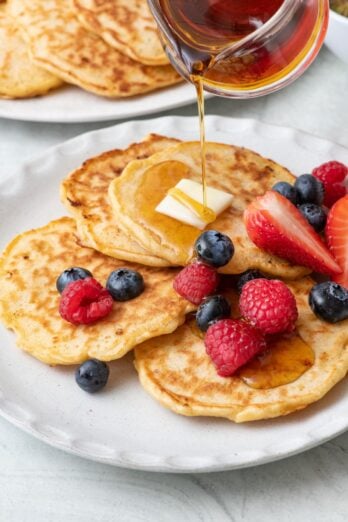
[244,191,341,276]
[326,194,348,289]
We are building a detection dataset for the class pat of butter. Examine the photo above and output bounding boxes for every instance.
[155,179,233,230]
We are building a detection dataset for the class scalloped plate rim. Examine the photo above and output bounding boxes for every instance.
[1,115,347,473]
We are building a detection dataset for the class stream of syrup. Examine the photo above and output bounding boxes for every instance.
[195,78,207,207]
[152,1,323,387]
[158,0,325,206]
[238,333,315,389]
[159,0,285,204]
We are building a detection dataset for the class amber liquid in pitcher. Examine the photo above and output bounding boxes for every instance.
[158,0,322,203]
[159,0,284,203]
[158,0,321,88]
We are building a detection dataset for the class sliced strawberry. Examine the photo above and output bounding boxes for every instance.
[326,195,348,289]
[244,191,341,276]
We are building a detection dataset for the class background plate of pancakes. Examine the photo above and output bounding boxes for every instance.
[1,116,348,472]
[0,80,198,124]
[0,0,200,122]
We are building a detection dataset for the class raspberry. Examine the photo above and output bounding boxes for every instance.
[173,262,219,305]
[312,161,347,208]
[59,278,113,325]
[205,319,266,377]
[239,279,298,335]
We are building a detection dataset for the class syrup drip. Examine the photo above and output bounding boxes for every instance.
[238,334,315,389]
[137,160,202,263]
[195,77,207,208]
[189,320,205,340]
[168,187,216,224]
[188,308,314,389]
[157,0,326,209]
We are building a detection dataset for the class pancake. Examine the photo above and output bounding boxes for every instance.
[135,278,348,422]
[60,134,178,266]
[8,0,181,98]
[0,217,194,365]
[108,141,310,278]
[73,0,169,66]
[0,5,62,99]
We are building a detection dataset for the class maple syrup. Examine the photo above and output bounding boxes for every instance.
[189,320,205,340]
[137,160,202,263]
[188,311,314,389]
[238,333,315,389]
[151,0,328,204]
[196,78,207,207]
[168,186,216,224]
[157,0,327,91]
[144,1,324,390]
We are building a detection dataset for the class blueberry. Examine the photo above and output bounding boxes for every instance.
[194,230,234,268]
[56,267,92,293]
[309,282,348,323]
[196,295,231,332]
[299,203,327,233]
[106,268,144,301]
[236,269,266,294]
[75,359,109,393]
[294,174,324,205]
[272,181,298,205]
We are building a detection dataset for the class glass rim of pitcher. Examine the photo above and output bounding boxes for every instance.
[148,0,302,62]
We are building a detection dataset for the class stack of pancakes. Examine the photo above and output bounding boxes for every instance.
[1,135,347,422]
[0,0,180,99]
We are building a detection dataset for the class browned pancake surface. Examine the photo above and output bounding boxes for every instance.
[135,278,348,422]
[73,0,169,65]
[0,3,62,98]
[61,134,179,265]
[0,217,194,365]
[9,0,180,97]
[109,141,310,278]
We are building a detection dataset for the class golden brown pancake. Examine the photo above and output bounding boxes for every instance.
[0,217,194,365]
[135,278,348,422]
[8,0,181,98]
[109,141,310,278]
[60,134,179,266]
[0,4,62,99]
[72,0,169,65]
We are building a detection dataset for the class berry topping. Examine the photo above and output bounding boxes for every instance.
[56,267,92,293]
[59,278,113,325]
[106,268,144,301]
[294,174,324,205]
[194,230,234,268]
[205,319,266,377]
[313,161,347,208]
[173,262,219,305]
[75,359,110,393]
[326,194,348,289]
[236,269,266,294]
[196,295,231,332]
[309,282,348,323]
[272,181,298,205]
[240,279,298,334]
[298,203,327,233]
[244,190,341,276]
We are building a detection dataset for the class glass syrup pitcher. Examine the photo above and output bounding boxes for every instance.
[148,0,329,98]
[148,0,329,210]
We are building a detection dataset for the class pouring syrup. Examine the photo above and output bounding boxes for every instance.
[153,0,327,204]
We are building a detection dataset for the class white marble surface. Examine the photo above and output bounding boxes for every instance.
[1,46,348,521]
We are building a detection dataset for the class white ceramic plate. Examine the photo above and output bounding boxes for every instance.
[0,82,198,123]
[325,9,348,66]
[1,116,347,473]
